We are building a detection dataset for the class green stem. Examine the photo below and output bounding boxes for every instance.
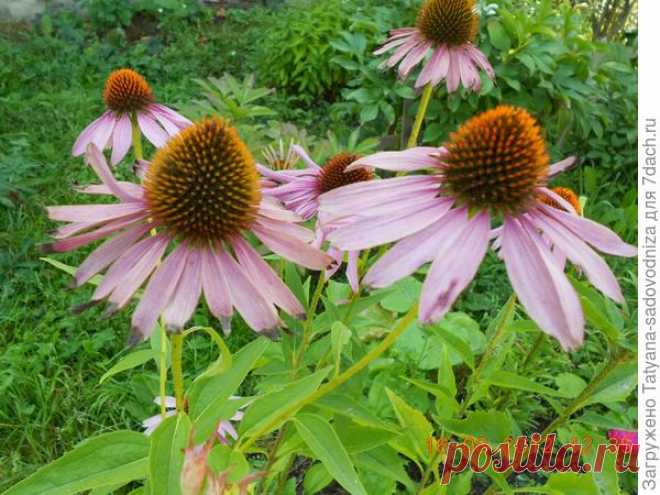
[130,112,144,161]
[240,304,419,452]
[458,294,516,417]
[171,332,185,412]
[406,83,434,149]
[521,332,545,372]
[159,321,168,418]
[292,276,326,370]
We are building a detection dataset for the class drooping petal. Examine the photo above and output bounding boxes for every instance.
[327,197,453,251]
[419,210,490,324]
[149,103,192,128]
[232,237,305,317]
[415,45,449,88]
[457,48,480,91]
[137,112,169,148]
[72,111,112,156]
[256,215,315,243]
[131,242,190,342]
[86,144,141,202]
[385,35,419,68]
[292,145,321,170]
[346,250,360,293]
[93,234,167,301]
[374,36,410,55]
[110,114,133,165]
[347,147,441,173]
[216,248,279,333]
[75,223,152,285]
[162,248,203,331]
[200,248,233,326]
[500,216,584,350]
[253,223,332,270]
[399,40,432,77]
[446,48,461,93]
[465,44,495,79]
[538,204,637,257]
[364,207,465,288]
[528,209,624,302]
[148,105,180,136]
[90,112,117,151]
[74,182,144,199]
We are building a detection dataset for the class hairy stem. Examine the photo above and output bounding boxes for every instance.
[171,332,185,412]
[292,275,326,371]
[130,112,143,161]
[240,304,419,452]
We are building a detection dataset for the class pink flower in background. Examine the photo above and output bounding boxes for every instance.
[258,145,372,292]
[319,106,636,350]
[72,68,191,165]
[608,429,638,454]
[375,0,494,92]
[143,396,244,444]
[48,118,330,342]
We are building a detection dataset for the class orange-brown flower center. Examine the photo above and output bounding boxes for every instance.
[441,105,550,214]
[144,118,260,245]
[416,0,479,46]
[318,153,373,193]
[540,187,582,214]
[103,68,154,114]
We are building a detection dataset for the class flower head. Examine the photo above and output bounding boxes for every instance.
[258,146,372,292]
[49,118,330,342]
[73,68,192,166]
[374,0,494,91]
[319,106,636,350]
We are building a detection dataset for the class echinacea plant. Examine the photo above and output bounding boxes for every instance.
[73,68,191,165]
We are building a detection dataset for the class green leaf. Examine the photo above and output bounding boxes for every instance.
[182,326,232,381]
[207,444,250,484]
[436,411,513,447]
[544,472,599,494]
[294,413,368,495]
[3,431,148,495]
[555,373,587,398]
[385,388,434,463]
[330,321,351,376]
[380,277,422,313]
[189,338,270,443]
[487,371,570,398]
[100,349,158,384]
[586,361,636,406]
[487,21,511,51]
[149,413,192,495]
[239,368,330,438]
[303,463,333,494]
[285,263,308,308]
[353,446,415,491]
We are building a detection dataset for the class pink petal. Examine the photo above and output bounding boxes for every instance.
[137,112,169,148]
[548,156,577,178]
[374,37,410,55]
[110,114,133,165]
[47,202,147,223]
[419,210,490,324]
[346,250,360,293]
[150,104,192,128]
[256,215,315,243]
[364,207,467,288]
[386,35,419,68]
[326,197,453,251]
[131,242,190,342]
[538,187,577,214]
[446,48,461,93]
[500,216,584,350]
[257,197,303,223]
[134,160,151,180]
[292,145,321,170]
[91,112,117,151]
[529,209,624,302]
[107,235,168,309]
[86,144,141,202]
[148,106,180,136]
[200,247,233,331]
[216,248,280,332]
[162,248,203,331]
[347,147,441,173]
[415,45,448,88]
[399,41,432,78]
[458,49,480,91]
[232,237,304,317]
[252,223,332,270]
[465,44,495,79]
[72,111,112,156]
[75,223,152,285]
[74,182,144,198]
[93,234,166,301]
[538,204,637,257]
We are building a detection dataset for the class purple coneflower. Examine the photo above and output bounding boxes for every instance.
[258,146,373,292]
[319,106,636,350]
[48,118,331,342]
[72,68,191,165]
[143,396,244,444]
[375,0,494,92]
